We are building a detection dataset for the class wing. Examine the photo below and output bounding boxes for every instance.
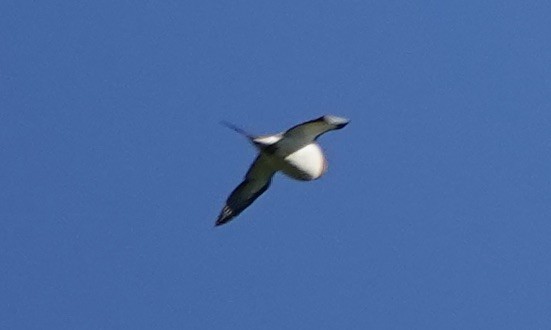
[215,154,276,226]
[283,117,333,141]
[284,115,349,140]
[265,117,335,156]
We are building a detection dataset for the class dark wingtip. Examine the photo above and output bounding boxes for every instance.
[335,121,349,129]
[214,217,231,227]
[214,217,229,227]
[214,206,234,227]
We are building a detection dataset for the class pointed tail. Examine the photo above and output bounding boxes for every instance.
[220,120,253,139]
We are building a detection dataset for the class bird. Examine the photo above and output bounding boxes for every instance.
[215,115,349,227]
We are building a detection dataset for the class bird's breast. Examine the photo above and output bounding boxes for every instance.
[280,143,327,181]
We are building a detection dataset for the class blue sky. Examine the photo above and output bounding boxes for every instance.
[1,1,551,329]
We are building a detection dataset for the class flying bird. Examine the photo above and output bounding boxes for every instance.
[215,115,349,226]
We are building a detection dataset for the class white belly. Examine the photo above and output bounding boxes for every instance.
[280,143,327,181]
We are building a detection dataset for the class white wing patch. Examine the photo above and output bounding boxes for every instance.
[253,134,283,146]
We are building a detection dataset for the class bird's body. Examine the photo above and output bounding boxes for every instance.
[216,115,349,226]
[278,143,327,181]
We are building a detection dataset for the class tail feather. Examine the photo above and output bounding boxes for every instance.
[220,120,253,139]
